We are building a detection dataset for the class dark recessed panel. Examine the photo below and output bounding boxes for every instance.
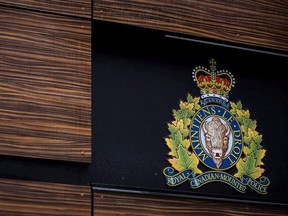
[91,20,288,206]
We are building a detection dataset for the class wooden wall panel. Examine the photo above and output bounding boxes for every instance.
[94,191,288,216]
[0,6,91,163]
[0,178,91,216]
[93,0,288,51]
[0,0,91,18]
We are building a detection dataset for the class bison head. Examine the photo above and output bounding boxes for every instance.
[202,117,230,168]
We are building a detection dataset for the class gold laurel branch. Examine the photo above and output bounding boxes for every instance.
[230,101,266,179]
[165,94,202,175]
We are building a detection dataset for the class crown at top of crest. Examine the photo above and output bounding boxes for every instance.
[192,59,235,102]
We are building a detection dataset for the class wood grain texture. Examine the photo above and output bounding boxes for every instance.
[0,0,91,18]
[93,0,288,51]
[0,6,91,162]
[0,178,91,216]
[94,191,288,216]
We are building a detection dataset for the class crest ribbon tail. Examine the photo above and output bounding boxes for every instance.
[163,168,269,194]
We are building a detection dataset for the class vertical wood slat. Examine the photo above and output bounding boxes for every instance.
[93,0,288,51]
[0,6,91,163]
[0,0,91,18]
[94,191,288,216]
[0,178,91,216]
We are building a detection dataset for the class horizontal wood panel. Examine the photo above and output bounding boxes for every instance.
[0,0,91,18]
[94,191,288,216]
[93,0,288,51]
[0,178,90,216]
[0,7,91,162]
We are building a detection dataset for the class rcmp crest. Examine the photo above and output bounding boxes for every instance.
[163,59,270,194]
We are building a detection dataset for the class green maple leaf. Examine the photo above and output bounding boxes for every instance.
[167,123,177,135]
[240,119,257,135]
[187,94,194,103]
[165,130,190,157]
[237,109,250,119]
[253,135,263,146]
[243,118,257,131]
[180,102,197,118]
[167,120,189,138]
[243,128,266,166]
[187,94,199,104]
[244,140,262,154]
[183,118,191,128]
[179,100,194,111]
[243,128,263,148]
[234,154,264,179]
[186,95,200,115]
[243,132,262,146]
[165,138,178,157]
[243,141,258,155]
[235,110,255,131]
[174,131,190,149]
[192,103,201,112]
[230,101,243,116]
[255,149,266,166]
[173,109,188,121]
[168,146,202,174]
[243,143,266,166]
